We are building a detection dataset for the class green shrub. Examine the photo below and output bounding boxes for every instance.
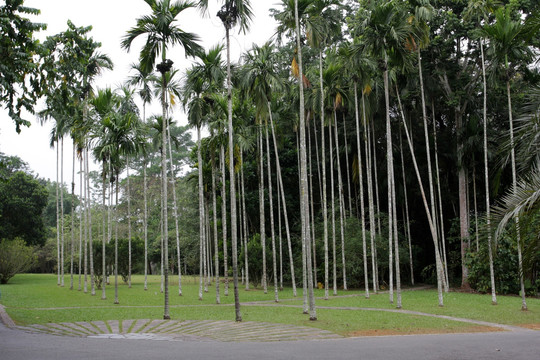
[0,238,36,284]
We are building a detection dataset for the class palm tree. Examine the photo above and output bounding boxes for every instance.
[122,0,202,319]
[361,0,414,307]
[91,88,117,301]
[198,0,253,323]
[483,7,537,310]
[494,86,540,282]
[273,0,316,320]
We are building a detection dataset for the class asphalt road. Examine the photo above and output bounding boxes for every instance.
[1,322,539,360]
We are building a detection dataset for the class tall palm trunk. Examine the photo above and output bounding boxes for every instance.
[277,176,283,291]
[114,171,120,305]
[396,86,444,306]
[432,105,449,292]
[318,51,329,300]
[389,131,401,308]
[166,121,182,296]
[354,83,369,298]
[226,26,242,322]
[78,157,83,291]
[258,126,267,293]
[82,148,88,293]
[480,38,497,305]
[70,144,76,290]
[383,62,394,304]
[161,65,170,319]
[56,142,60,286]
[101,159,107,300]
[371,119,381,290]
[197,126,205,301]
[363,89,377,293]
[295,0,316,319]
[399,130,414,285]
[61,138,65,287]
[211,155,220,304]
[268,104,297,296]
[127,156,132,288]
[307,118,317,286]
[342,114,352,215]
[418,48,445,294]
[329,122,337,296]
[143,160,148,291]
[333,112,347,290]
[265,124,279,302]
[240,151,249,291]
[506,76,527,310]
[472,164,479,251]
[86,146,95,296]
[142,102,148,291]
[220,145,228,296]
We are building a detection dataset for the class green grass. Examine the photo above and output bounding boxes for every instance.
[1,274,539,336]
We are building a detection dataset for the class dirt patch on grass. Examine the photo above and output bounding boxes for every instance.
[518,323,540,330]
[346,326,504,337]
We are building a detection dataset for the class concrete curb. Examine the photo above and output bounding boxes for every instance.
[0,304,16,328]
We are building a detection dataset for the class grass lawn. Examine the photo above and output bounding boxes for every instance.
[1,274,538,336]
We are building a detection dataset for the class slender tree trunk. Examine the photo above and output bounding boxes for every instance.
[114,172,119,305]
[265,124,279,302]
[371,120,381,291]
[83,148,88,293]
[480,38,497,305]
[101,160,107,301]
[319,51,329,300]
[240,151,249,291]
[333,112,347,290]
[166,122,182,296]
[307,118,317,287]
[86,146,95,296]
[399,130,414,285]
[329,122,337,296]
[363,91,377,294]
[472,164,479,252]
[226,26,242,321]
[197,126,205,301]
[354,83,369,298]
[161,65,170,320]
[418,49,446,294]
[258,126,267,293]
[506,78,527,310]
[384,64,394,305]
[78,157,83,291]
[390,139,401,309]
[70,144,75,290]
[269,105,297,296]
[278,176,283,291]
[143,159,148,291]
[220,145,228,296]
[459,137,470,289]
[431,104,448,291]
[61,138,65,287]
[295,0,316,319]
[212,155,220,304]
[396,86,444,307]
[343,114,352,215]
[297,133,308,313]
[125,156,131,288]
[56,142,60,286]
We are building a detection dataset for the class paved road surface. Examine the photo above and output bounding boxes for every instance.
[1,321,538,360]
